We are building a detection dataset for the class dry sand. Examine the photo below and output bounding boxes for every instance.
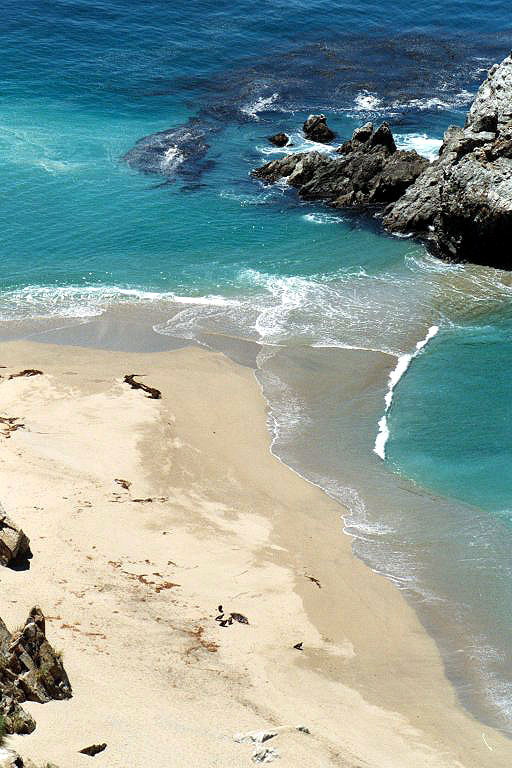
[0,339,509,767]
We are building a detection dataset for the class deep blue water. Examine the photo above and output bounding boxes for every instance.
[3,0,512,733]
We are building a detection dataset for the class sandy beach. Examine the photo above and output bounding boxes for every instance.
[0,338,508,767]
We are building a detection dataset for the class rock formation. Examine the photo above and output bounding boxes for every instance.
[268,132,289,147]
[303,114,335,143]
[0,513,30,569]
[253,121,428,208]
[253,54,512,269]
[0,607,72,735]
[384,53,512,267]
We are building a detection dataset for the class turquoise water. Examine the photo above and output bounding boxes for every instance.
[388,313,512,515]
[3,0,512,733]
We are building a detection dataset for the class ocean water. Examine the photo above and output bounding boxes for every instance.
[3,0,512,733]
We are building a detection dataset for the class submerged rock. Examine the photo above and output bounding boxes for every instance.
[303,114,335,143]
[0,606,72,735]
[268,132,289,147]
[253,121,427,208]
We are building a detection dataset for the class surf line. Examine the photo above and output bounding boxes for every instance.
[373,325,439,460]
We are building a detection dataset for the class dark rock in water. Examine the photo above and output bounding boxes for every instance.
[303,114,335,143]
[253,121,427,208]
[384,53,512,267]
[0,606,72,735]
[268,132,289,147]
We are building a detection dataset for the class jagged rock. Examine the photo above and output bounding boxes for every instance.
[370,121,397,152]
[0,513,31,568]
[253,122,427,208]
[303,114,335,143]
[0,695,36,735]
[384,53,512,267]
[0,607,71,735]
[352,121,373,144]
[268,133,289,147]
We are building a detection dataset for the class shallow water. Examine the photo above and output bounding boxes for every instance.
[3,0,512,733]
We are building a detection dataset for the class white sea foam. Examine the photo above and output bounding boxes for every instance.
[393,90,474,112]
[302,212,344,224]
[257,129,338,157]
[394,133,442,161]
[241,92,280,120]
[354,90,382,111]
[373,325,439,460]
[0,284,239,322]
[160,145,184,171]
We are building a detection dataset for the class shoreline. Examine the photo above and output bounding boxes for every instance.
[0,337,510,766]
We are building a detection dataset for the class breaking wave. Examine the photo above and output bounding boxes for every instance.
[374,325,439,460]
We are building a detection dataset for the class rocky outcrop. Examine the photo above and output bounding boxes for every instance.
[253,121,428,208]
[0,513,30,568]
[383,53,512,267]
[253,54,512,268]
[303,114,335,143]
[0,607,72,735]
[268,132,289,147]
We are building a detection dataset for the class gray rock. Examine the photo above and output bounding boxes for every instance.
[468,54,512,132]
[384,53,512,267]
[0,513,30,568]
[303,114,335,143]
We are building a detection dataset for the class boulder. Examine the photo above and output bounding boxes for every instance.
[303,114,335,143]
[0,513,30,568]
[268,132,289,147]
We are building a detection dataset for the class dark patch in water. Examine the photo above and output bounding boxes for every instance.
[122,33,512,183]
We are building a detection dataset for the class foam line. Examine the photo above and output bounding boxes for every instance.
[374,325,439,460]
